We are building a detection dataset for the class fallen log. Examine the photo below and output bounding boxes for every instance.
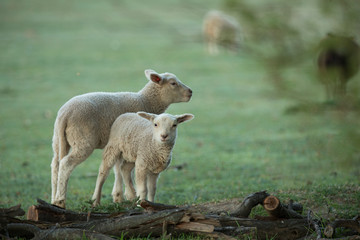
[27,199,141,222]
[324,216,360,238]
[230,190,270,217]
[139,199,178,212]
[4,193,359,240]
[216,215,312,240]
[0,204,26,226]
[263,195,304,219]
[68,207,188,238]
[0,205,25,219]
[5,223,114,240]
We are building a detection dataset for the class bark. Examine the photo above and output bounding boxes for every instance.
[216,215,312,240]
[263,195,304,219]
[69,208,187,238]
[324,217,360,238]
[308,210,323,240]
[26,199,140,222]
[2,193,358,240]
[139,199,178,212]
[230,190,270,217]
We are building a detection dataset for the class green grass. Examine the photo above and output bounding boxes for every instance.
[0,0,359,222]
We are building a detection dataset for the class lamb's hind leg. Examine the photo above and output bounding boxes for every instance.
[51,136,70,204]
[51,139,59,203]
[54,145,94,208]
[92,146,120,207]
[112,160,125,203]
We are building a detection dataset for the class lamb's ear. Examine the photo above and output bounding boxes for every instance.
[144,69,162,84]
[176,114,194,124]
[138,112,156,122]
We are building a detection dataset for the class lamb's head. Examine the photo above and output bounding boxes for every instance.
[145,69,193,104]
[138,112,194,144]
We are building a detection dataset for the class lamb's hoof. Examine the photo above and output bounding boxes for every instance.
[124,192,136,201]
[52,200,66,209]
[112,193,124,203]
[92,200,100,208]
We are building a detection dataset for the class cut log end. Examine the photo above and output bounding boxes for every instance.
[26,205,38,221]
[263,196,280,211]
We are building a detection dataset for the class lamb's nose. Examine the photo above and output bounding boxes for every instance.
[161,134,168,140]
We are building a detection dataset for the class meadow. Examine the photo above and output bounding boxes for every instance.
[0,0,359,221]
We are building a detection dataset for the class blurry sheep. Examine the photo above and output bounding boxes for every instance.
[317,33,360,101]
[203,10,240,55]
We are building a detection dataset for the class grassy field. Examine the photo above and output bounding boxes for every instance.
[0,0,359,222]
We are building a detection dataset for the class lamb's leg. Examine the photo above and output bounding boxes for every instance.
[50,137,59,203]
[111,160,126,203]
[135,165,147,200]
[118,161,136,201]
[51,134,61,203]
[92,151,118,207]
[54,146,94,208]
[147,173,159,202]
[51,153,59,203]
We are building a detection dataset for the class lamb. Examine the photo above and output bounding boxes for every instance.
[91,112,194,206]
[51,69,193,208]
[203,10,240,55]
[317,33,360,101]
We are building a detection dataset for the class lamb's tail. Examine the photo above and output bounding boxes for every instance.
[51,115,69,202]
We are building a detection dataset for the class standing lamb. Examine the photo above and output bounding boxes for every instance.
[317,33,360,101]
[203,10,240,55]
[51,69,193,208]
[91,112,194,206]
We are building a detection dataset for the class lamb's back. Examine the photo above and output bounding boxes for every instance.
[110,113,152,162]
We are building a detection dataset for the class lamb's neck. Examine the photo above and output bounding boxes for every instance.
[139,82,168,114]
[153,140,174,158]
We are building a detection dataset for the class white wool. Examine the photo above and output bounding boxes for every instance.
[51,69,192,208]
[92,112,194,206]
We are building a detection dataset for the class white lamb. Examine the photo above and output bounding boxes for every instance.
[91,112,194,206]
[51,69,193,208]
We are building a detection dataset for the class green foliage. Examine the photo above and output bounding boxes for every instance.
[0,0,359,223]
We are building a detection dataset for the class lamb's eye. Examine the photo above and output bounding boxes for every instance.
[170,82,177,86]
[154,123,158,127]
[172,124,177,127]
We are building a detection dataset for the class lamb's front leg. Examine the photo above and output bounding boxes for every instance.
[120,161,136,201]
[135,165,147,201]
[147,173,159,202]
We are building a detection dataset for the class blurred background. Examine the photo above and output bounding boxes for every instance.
[0,0,359,216]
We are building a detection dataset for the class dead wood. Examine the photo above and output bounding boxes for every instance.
[324,216,360,238]
[230,190,270,217]
[27,198,140,222]
[263,195,304,219]
[175,222,214,233]
[5,223,114,240]
[0,204,26,226]
[139,199,178,212]
[68,208,188,238]
[215,215,312,240]
[0,205,25,219]
[3,194,359,240]
[308,210,323,240]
